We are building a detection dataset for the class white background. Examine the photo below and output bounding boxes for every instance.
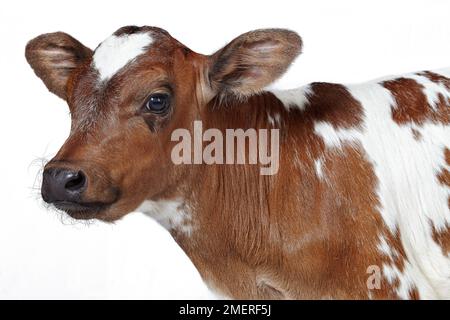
[0,0,449,299]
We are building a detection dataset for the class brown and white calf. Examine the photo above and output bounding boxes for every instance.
[26,26,449,299]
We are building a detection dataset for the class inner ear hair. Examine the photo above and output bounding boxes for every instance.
[208,28,302,101]
[25,32,92,100]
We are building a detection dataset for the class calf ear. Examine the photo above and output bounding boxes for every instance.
[208,29,302,99]
[25,32,92,100]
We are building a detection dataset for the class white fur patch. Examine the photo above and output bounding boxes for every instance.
[314,122,362,149]
[267,112,281,127]
[314,157,325,180]
[136,199,193,236]
[270,85,312,110]
[382,262,418,299]
[303,69,450,298]
[93,32,153,81]
[377,234,398,261]
[343,73,450,299]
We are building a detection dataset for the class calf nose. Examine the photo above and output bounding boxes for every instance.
[41,167,87,203]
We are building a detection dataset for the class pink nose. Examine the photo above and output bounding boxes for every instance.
[41,167,87,203]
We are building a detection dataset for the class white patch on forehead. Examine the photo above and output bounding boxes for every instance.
[269,84,312,110]
[136,198,193,236]
[93,32,153,81]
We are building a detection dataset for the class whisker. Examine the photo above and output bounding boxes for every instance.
[28,153,98,227]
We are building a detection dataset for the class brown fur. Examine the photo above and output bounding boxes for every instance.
[25,26,449,299]
[25,32,92,100]
[419,71,450,89]
[382,78,449,125]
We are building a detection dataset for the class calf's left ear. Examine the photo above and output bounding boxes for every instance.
[208,29,302,99]
[25,32,92,101]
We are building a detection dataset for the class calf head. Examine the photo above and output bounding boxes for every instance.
[26,26,301,221]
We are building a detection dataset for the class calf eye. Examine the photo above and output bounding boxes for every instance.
[144,93,170,114]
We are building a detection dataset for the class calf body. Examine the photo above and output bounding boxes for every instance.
[140,72,450,299]
[26,26,449,299]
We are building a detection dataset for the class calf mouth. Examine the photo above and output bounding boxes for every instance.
[52,200,112,220]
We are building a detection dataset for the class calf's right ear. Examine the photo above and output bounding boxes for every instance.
[25,32,92,101]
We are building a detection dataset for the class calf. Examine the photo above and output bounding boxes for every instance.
[25,26,450,299]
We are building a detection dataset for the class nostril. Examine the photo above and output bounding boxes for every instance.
[64,171,86,191]
[42,167,88,203]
